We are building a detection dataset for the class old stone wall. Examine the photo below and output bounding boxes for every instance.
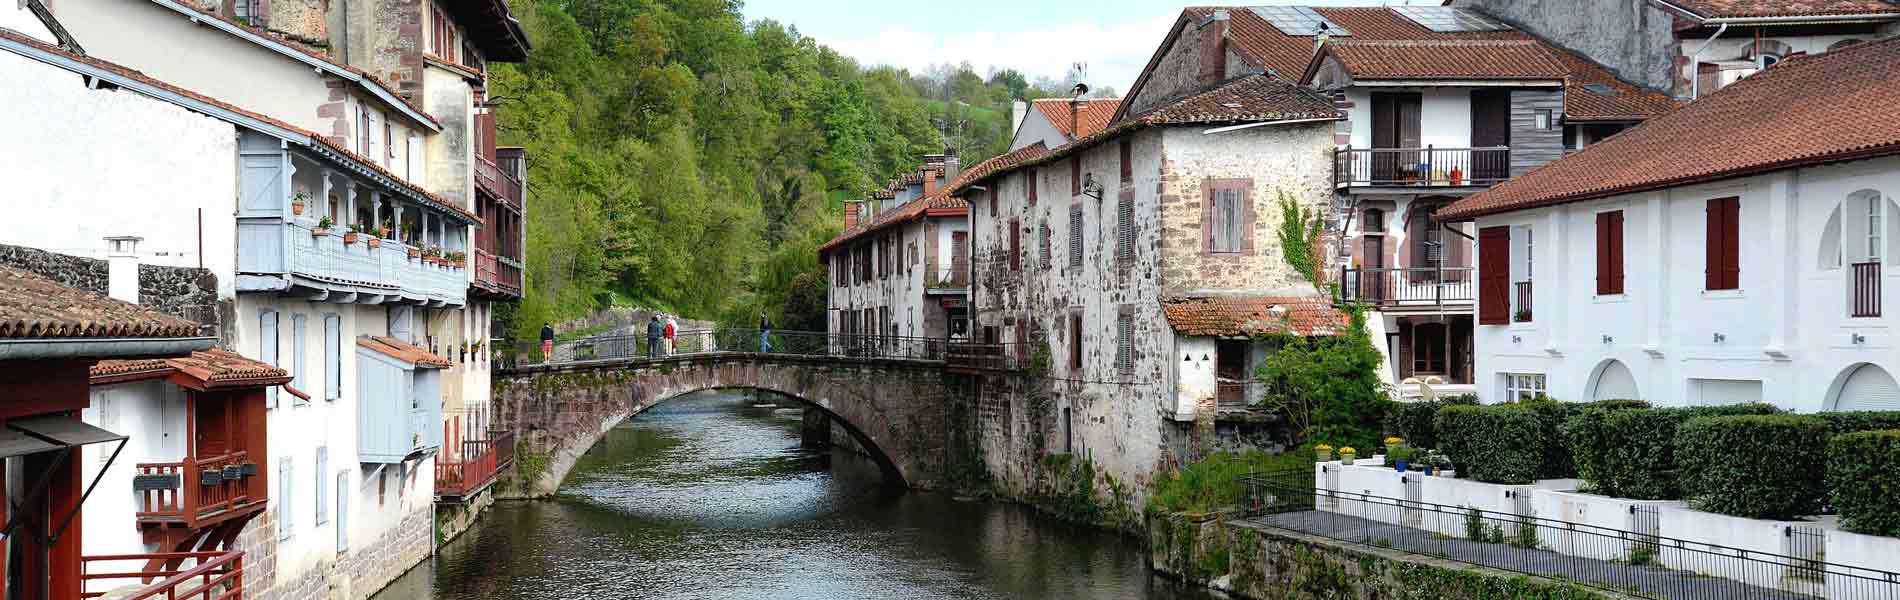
[0,243,225,338]
[1154,123,1335,294]
[492,354,989,495]
[233,502,432,600]
[1462,0,1680,95]
[435,485,495,544]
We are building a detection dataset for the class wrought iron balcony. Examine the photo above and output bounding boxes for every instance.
[1334,146,1510,189]
[1335,267,1474,308]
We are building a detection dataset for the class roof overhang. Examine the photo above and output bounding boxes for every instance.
[1650,0,1900,25]
[1350,79,1566,87]
[0,336,215,361]
[443,0,530,62]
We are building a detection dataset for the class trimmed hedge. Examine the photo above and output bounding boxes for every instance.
[1829,430,1900,536]
[1814,411,1900,436]
[1566,403,1778,499]
[1436,405,1542,484]
[1384,395,1478,450]
[1676,415,1830,519]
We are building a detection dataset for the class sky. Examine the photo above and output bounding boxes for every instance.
[739,1,1401,94]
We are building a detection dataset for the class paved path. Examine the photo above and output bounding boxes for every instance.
[1244,511,1817,600]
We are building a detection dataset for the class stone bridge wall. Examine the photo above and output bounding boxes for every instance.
[492,354,997,496]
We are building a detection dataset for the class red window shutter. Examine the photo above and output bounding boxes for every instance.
[1610,212,1626,294]
[1027,171,1038,206]
[1706,197,1740,290]
[1596,211,1626,295]
[1070,314,1083,370]
[478,112,498,161]
[1009,219,1021,272]
[1478,226,1511,325]
[1119,140,1133,182]
[1071,158,1081,196]
[1721,199,1740,289]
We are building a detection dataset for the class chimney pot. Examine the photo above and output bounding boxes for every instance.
[104,236,143,304]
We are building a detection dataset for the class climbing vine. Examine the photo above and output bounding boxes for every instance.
[1276,190,1326,292]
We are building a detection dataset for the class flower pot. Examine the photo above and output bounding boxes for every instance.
[1394,460,1408,473]
[311,228,331,237]
[367,238,382,249]
[343,232,359,244]
[1316,450,1333,462]
[407,248,420,259]
[1340,452,1356,464]
[1423,465,1435,476]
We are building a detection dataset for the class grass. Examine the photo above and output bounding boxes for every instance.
[1147,448,1313,515]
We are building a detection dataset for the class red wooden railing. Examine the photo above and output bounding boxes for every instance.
[81,550,244,600]
[136,451,255,528]
[475,248,522,295]
[475,154,523,209]
[136,462,187,521]
[1853,261,1882,318]
[436,430,515,498]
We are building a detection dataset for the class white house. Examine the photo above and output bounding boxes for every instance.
[822,154,970,341]
[1439,36,1900,410]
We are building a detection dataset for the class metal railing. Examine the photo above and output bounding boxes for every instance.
[81,550,244,599]
[502,329,1026,371]
[1515,281,1534,322]
[1335,146,1510,188]
[1853,261,1881,318]
[1236,475,1900,600]
[1336,267,1474,306]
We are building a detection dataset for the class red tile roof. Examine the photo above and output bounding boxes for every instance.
[819,194,969,253]
[1548,47,1684,122]
[92,348,291,388]
[1439,36,1900,221]
[945,142,1051,193]
[0,264,203,340]
[358,336,453,368]
[1030,97,1123,139]
[1309,40,1569,81]
[1161,295,1345,337]
[1662,0,1900,19]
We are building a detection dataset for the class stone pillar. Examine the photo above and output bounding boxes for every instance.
[800,407,831,450]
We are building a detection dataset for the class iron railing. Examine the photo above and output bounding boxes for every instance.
[1235,475,1900,600]
[1515,281,1534,322]
[1335,146,1510,188]
[502,329,1026,371]
[1336,267,1474,307]
[81,550,244,599]
[1852,261,1881,318]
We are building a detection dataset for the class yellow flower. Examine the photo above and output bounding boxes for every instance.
[1340,447,1357,454]
[1314,444,1334,451]
[1384,436,1405,446]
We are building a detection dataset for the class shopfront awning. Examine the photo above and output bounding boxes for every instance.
[0,415,126,457]
[0,415,129,547]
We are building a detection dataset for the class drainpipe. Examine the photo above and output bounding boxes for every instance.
[1687,22,1730,100]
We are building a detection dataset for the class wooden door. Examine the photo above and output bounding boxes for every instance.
[1470,90,1511,181]
[1361,236,1385,301]
[195,393,230,458]
[1371,93,1422,182]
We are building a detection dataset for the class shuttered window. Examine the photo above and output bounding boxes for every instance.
[278,456,293,540]
[1071,157,1082,196]
[315,447,329,525]
[1069,313,1083,371]
[1116,312,1134,377]
[1117,190,1135,270]
[260,310,279,408]
[1069,205,1084,268]
[1706,197,1741,290]
[1026,170,1038,206]
[323,314,341,401]
[1596,211,1625,295]
[1009,219,1021,272]
[1119,140,1133,183]
[336,470,350,552]
[1039,223,1052,269]
[290,314,306,405]
[1211,189,1242,253]
[1478,226,1511,325]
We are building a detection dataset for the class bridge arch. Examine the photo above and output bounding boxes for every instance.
[624,383,907,485]
[492,353,965,497]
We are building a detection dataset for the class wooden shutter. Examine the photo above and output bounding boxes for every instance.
[1071,158,1081,196]
[1119,140,1133,182]
[1117,189,1135,268]
[1027,171,1038,206]
[261,310,279,408]
[1596,211,1625,295]
[336,471,349,551]
[1478,227,1511,325]
[1116,313,1133,375]
[1069,314,1083,370]
[477,112,498,161]
[951,232,970,280]
[1069,205,1084,268]
[1706,197,1740,290]
[315,447,329,525]
[1009,219,1021,271]
[278,456,293,540]
[1040,224,1052,268]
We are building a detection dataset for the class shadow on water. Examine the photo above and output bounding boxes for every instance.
[375,390,1218,600]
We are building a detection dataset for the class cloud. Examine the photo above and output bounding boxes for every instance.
[819,14,1176,94]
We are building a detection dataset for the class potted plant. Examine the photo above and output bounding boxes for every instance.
[1385,446,1417,473]
[313,216,333,237]
[447,250,466,268]
[1384,436,1406,450]
[407,245,421,259]
[1514,309,1532,322]
[1314,443,1334,463]
[365,225,382,248]
[1339,446,1357,464]
[291,191,309,216]
[344,222,363,245]
[379,218,395,240]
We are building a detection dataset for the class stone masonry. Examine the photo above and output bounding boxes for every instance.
[0,243,226,338]
[236,504,433,600]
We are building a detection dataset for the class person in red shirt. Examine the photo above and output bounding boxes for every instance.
[662,315,677,356]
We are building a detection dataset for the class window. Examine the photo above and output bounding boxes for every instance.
[1119,140,1133,183]
[406,135,421,182]
[336,470,350,552]
[1071,157,1082,196]
[1209,188,1244,253]
[1068,313,1083,371]
[260,310,280,407]
[1705,197,1740,290]
[278,456,293,540]
[1363,208,1385,233]
[1039,223,1052,269]
[315,447,329,525]
[233,0,263,26]
[323,314,340,401]
[384,122,394,164]
[1009,219,1021,272]
[1504,373,1546,403]
[1116,189,1135,270]
[1069,205,1084,268]
[357,106,371,156]
[291,314,308,406]
[987,189,996,216]
[1868,196,1884,261]
[1115,312,1134,376]
[1477,226,1511,325]
[1026,170,1038,206]
[1596,210,1625,295]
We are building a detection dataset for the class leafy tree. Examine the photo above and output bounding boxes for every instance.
[1254,307,1392,450]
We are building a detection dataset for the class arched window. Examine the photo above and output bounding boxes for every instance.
[1829,363,1900,411]
[1590,360,1640,401]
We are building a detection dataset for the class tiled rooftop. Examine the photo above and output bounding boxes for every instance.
[359,336,453,368]
[1031,97,1123,139]
[92,348,291,387]
[0,264,202,340]
[1665,0,1899,19]
[1160,295,1345,337]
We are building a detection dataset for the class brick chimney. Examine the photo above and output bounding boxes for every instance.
[1199,11,1230,86]
[845,202,861,229]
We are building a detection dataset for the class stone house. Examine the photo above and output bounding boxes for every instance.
[945,65,1343,501]
[821,154,969,343]
[1438,36,1900,410]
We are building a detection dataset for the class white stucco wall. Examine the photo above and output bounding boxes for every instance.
[1009,107,1069,151]
[1470,156,1900,409]
[79,381,190,566]
[1342,88,1477,150]
[0,46,240,294]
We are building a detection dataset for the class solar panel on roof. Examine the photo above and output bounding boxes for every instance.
[1250,6,1351,37]
[1391,6,1512,33]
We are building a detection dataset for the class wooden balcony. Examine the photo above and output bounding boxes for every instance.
[475,154,523,210]
[436,430,515,501]
[1335,267,1474,309]
[135,450,263,530]
[473,248,523,299]
[81,550,244,600]
[1335,147,1510,190]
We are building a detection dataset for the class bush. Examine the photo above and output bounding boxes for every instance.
[1519,400,1584,479]
[1384,395,1478,451]
[1147,449,1313,515]
[1829,430,1900,536]
[1436,405,1542,484]
[1814,411,1900,436]
[1568,403,1778,499]
[1676,415,1830,519]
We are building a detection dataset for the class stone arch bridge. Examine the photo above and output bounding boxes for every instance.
[491,334,1024,496]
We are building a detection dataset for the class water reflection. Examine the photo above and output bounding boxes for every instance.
[377,390,1214,600]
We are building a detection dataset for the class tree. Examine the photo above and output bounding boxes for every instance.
[1254,307,1391,451]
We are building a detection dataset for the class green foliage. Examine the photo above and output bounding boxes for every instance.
[1676,415,1830,519]
[1257,307,1391,450]
[1383,446,1419,468]
[1565,403,1778,499]
[1436,405,1542,484]
[1275,190,1325,290]
[1813,411,1900,436]
[1384,396,1478,453]
[1464,508,1486,541]
[1828,430,1900,536]
[1147,449,1311,515]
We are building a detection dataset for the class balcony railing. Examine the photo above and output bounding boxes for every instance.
[1335,267,1473,307]
[436,430,515,500]
[81,550,244,599]
[1335,146,1510,189]
[474,248,523,297]
[135,450,260,529]
[1852,261,1882,318]
[282,222,467,306]
[928,264,971,290]
[1515,281,1534,322]
[475,154,524,209]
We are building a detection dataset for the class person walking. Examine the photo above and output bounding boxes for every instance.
[663,315,677,356]
[540,322,555,362]
[646,315,664,359]
[758,311,773,353]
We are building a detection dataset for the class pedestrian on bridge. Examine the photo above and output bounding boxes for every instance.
[646,315,664,359]
[759,312,773,353]
[540,322,555,362]
[664,315,677,356]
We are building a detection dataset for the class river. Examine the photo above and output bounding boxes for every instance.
[374,390,1217,600]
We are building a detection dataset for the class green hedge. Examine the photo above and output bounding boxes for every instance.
[1676,415,1829,519]
[1814,411,1900,436]
[1567,403,1779,499]
[1829,430,1900,536]
[1436,405,1542,484]
[1562,400,1653,491]
[1385,395,1478,450]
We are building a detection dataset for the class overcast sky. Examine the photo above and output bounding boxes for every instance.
[738,1,1405,94]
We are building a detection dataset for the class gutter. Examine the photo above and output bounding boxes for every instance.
[0,337,215,360]
[1687,22,1730,100]
[1203,116,1354,135]
[1652,0,1900,25]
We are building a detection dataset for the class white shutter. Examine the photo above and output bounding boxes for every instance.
[278,456,293,540]
[324,314,341,401]
[1838,364,1900,411]
[291,314,307,405]
[336,470,350,552]
[261,310,279,408]
[315,447,329,525]
[406,135,422,183]
[367,110,382,163]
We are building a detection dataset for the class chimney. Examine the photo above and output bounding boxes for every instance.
[923,170,938,197]
[1199,11,1231,86]
[104,236,142,304]
[1069,83,1089,141]
[943,150,961,183]
[1010,101,1029,137]
[845,203,861,229]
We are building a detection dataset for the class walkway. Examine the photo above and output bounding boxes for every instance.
[508,328,1022,371]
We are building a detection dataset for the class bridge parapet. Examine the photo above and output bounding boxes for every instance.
[503,329,1028,372]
